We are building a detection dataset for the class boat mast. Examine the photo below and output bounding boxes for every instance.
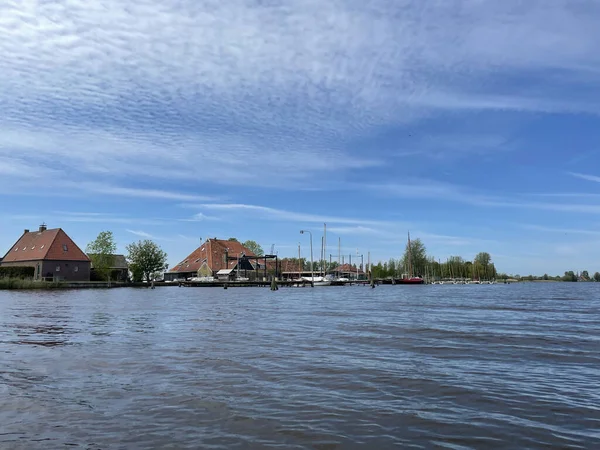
[338,237,341,279]
[298,242,301,280]
[407,231,413,278]
[320,236,324,277]
[324,223,327,278]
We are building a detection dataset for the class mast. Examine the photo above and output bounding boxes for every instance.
[320,236,324,277]
[338,237,341,278]
[324,223,327,277]
[298,242,301,280]
[407,231,413,278]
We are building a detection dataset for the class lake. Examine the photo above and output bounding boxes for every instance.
[1,283,599,449]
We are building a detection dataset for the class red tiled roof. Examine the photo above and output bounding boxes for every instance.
[335,263,364,274]
[2,228,90,263]
[170,238,256,273]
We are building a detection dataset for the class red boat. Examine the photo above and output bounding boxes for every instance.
[397,276,424,285]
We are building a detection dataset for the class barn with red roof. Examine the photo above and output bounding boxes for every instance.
[165,238,267,281]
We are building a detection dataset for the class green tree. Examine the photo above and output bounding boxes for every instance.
[86,231,116,283]
[228,237,239,242]
[562,271,577,282]
[594,272,600,282]
[474,252,492,279]
[126,240,168,283]
[388,258,397,278]
[402,238,427,277]
[242,240,264,256]
[582,270,590,280]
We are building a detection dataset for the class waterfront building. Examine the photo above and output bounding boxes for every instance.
[166,238,261,281]
[1,224,91,281]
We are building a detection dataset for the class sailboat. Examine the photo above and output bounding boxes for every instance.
[301,223,332,286]
[397,231,425,285]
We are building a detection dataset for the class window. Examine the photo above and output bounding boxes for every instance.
[74,266,78,272]
[40,245,45,249]
[62,244,68,251]
[22,247,26,251]
[14,248,18,252]
[194,259,200,263]
[55,266,61,272]
[31,246,35,250]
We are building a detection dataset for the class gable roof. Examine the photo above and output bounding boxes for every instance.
[170,238,256,273]
[2,228,90,263]
[336,263,364,274]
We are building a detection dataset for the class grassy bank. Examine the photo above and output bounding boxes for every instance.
[0,278,64,290]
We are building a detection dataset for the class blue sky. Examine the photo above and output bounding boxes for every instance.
[1,0,600,275]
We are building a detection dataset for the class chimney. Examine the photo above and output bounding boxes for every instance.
[39,223,47,232]
[24,229,30,234]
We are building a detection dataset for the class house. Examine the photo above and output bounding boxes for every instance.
[334,263,365,280]
[1,224,91,281]
[165,238,262,281]
[88,254,129,282]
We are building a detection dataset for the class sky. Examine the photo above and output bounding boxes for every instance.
[1,0,600,276]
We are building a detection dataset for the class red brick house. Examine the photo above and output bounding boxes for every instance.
[1,224,91,281]
[166,238,261,281]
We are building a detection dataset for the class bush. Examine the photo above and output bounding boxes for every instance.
[0,266,35,279]
[0,279,63,290]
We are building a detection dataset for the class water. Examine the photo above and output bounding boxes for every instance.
[1,284,599,449]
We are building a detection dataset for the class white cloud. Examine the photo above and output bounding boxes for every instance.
[568,172,600,184]
[1,0,599,190]
[82,184,217,202]
[325,226,392,236]
[367,179,600,215]
[190,203,392,226]
[520,224,600,236]
[126,229,155,239]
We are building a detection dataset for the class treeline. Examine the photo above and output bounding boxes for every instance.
[499,271,600,282]
[370,238,497,280]
[280,258,341,272]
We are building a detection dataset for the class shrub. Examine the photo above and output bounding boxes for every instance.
[0,266,35,279]
[0,279,63,290]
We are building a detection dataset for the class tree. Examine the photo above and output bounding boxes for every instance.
[582,270,589,280]
[562,271,577,282]
[126,240,168,283]
[474,252,491,267]
[594,272,600,282]
[474,252,492,280]
[86,231,116,282]
[243,240,264,256]
[228,237,239,242]
[401,237,427,276]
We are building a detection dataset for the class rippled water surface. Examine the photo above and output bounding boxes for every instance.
[1,284,600,449]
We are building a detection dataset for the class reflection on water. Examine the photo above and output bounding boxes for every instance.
[1,284,599,449]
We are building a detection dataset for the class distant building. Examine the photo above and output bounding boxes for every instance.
[88,254,129,282]
[165,238,264,281]
[334,263,365,280]
[1,224,91,281]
